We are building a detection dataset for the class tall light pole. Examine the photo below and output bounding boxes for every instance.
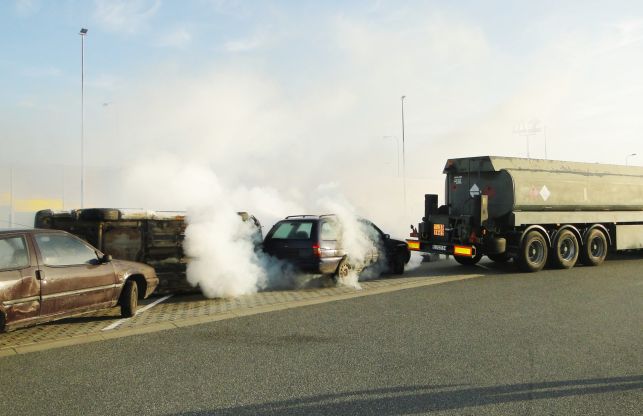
[401,95,407,216]
[626,153,637,166]
[79,27,88,209]
[9,167,13,228]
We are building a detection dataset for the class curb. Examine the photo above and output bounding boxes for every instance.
[0,273,481,356]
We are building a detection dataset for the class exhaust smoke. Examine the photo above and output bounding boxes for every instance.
[124,158,411,298]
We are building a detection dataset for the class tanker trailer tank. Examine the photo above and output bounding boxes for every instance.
[408,156,643,272]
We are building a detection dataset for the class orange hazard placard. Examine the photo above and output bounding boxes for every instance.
[433,224,445,237]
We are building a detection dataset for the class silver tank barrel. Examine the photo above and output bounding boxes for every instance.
[444,156,643,218]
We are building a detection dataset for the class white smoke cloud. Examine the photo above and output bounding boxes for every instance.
[405,251,424,272]
[122,156,408,297]
[184,205,265,297]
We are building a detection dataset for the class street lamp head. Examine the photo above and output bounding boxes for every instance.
[79,28,88,35]
[401,95,406,101]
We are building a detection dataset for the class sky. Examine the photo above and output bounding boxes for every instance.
[2,0,643,233]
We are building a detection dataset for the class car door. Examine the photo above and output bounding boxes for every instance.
[0,233,40,325]
[361,221,385,265]
[34,232,117,317]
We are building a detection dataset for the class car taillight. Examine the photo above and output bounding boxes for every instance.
[312,243,321,257]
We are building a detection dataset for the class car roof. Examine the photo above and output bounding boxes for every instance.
[283,214,336,220]
[0,228,66,235]
[0,228,33,233]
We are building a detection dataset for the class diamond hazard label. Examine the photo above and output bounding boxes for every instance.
[470,184,480,197]
[540,185,551,201]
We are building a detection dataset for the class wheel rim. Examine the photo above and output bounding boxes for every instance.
[528,240,545,264]
[338,263,349,278]
[589,236,606,258]
[559,237,577,261]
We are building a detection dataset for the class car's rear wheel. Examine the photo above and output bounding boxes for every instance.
[391,254,405,275]
[334,258,351,283]
[120,280,138,318]
[0,312,6,333]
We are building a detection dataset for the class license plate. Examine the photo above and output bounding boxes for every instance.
[433,224,445,237]
[432,244,447,252]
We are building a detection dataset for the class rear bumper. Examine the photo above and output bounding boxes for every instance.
[407,240,476,257]
[281,256,343,275]
[319,257,343,275]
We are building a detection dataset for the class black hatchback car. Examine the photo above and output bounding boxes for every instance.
[262,215,410,281]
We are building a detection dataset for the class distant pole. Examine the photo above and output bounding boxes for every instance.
[79,27,88,208]
[62,166,65,210]
[9,167,13,228]
[401,95,407,215]
[626,153,637,166]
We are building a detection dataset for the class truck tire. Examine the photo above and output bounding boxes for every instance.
[120,280,138,318]
[34,209,54,228]
[0,312,6,333]
[488,252,511,263]
[79,208,121,221]
[551,229,579,269]
[516,231,548,272]
[454,252,482,266]
[580,229,608,266]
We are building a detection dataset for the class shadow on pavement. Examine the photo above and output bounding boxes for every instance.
[167,375,643,415]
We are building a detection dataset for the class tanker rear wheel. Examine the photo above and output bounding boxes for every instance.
[580,229,608,267]
[454,252,482,266]
[551,229,579,269]
[516,231,548,272]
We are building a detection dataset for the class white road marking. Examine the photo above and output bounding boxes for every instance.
[102,295,173,331]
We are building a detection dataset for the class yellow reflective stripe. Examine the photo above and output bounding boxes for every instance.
[406,240,420,250]
[454,246,473,256]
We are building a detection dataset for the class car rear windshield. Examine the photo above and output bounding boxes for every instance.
[269,221,314,240]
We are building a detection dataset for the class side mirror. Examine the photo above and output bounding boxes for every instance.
[101,254,113,263]
[384,234,390,239]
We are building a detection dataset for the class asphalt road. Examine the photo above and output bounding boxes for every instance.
[1,256,641,415]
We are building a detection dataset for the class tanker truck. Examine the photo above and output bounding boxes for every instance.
[407,156,643,272]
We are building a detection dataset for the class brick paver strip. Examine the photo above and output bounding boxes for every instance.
[0,272,481,356]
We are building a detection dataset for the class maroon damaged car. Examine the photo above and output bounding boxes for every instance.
[0,228,159,332]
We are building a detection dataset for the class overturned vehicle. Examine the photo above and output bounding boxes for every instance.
[35,208,262,293]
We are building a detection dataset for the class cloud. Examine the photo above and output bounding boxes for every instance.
[158,27,192,48]
[14,0,40,16]
[86,73,119,90]
[206,0,252,19]
[93,0,161,34]
[223,32,269,52]
[22,66,62,78]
